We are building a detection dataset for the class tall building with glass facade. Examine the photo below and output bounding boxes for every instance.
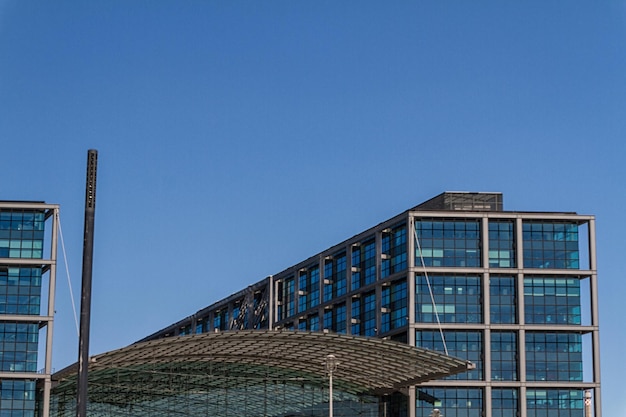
[0,201,58,417]
[140,192,601,417]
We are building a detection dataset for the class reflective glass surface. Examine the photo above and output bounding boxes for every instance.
[0,323,39,372]
[381,279,407,333]
[0,380,36,417]
[491,332,517,381]
[416,388,482,417]
[523,222,579,269]
[524,277,581,324]
[0,268,42,315]
[416,331,482,380]
[526,332,582,381]
[491,388,518,417]
[323,253,347,302]
[489,220,515,268]
[0,211,45,259]
[351,237,376,290]
[298,266,319,313]
[415,219,481,267]
[280,276,295,319]
[527,389,584,417]
[351,291,377,336]
[415,275,482,323]
[382,224,407,278]
[489,275,516,324]
[323,303,346,334]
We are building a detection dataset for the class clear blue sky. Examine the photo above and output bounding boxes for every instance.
[1,1,625,415]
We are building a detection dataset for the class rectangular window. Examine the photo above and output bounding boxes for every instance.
[526,333,583,382]
[416,275,482,324]
[416,388,483,417]
[282,277,295,319]
[527,389,584,417]
[381,279,408,333]
[213,310,228,331]
[523,221,580,269]
[363,291,377,336]
[524,277,581,324]
[489,220,516,268]
[415,219,481,267]
[323,303,347,334]
[490,275,516,324]
[0,380,37,416]
[492,388,518,417]
[491,332,518,381]
[0,267,42,315]
[416,330,483,380]
[382,224,407,278]
[0,210,45,259]
[0,323,39,372]
[351,237,376,290]
[323,253,347,302]
[297,266,319,313]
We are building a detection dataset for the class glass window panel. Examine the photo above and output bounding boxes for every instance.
[415,219,482,268]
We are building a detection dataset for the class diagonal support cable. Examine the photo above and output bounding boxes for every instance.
[57,212,80,337]
[413,225,448,355]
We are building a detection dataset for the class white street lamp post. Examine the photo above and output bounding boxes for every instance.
[325,354,339,417]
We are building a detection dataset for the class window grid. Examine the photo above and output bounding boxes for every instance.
[0,323,39,372]
[491,332,518,381]
[362,292,377,336]
[0,268,42,315]
[351,238,376,290]
[323,303,347,334]
[416,388,483,417]
[298,266,319,313]
[310,314,319,331]
[323,253,347,302]
[213,310,229,331]
[0,380,36,417]
[491,388,518,417]
[490,275,516,324]
[382,224,407,278]
[524,277,581,325]
[527,389,584,417]
[415,219,481,267]
[526,332,583,382]
[523,221,580,269]
[415,275,482,324]
[0,211,45,260]
[381,279,408,333]
[416,331,483,380]
[488,220,516,268]
[282,277,295,319]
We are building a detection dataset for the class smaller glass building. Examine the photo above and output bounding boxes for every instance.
[0,201,59,417]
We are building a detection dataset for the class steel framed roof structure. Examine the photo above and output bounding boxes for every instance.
[49,330,473,416]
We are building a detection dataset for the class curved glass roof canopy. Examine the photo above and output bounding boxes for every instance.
[49,331,473,417]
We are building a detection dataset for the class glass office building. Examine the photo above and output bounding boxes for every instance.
[138,192,602,417]
[0,201,59,417]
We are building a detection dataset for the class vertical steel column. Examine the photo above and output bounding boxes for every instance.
[515,217,527,417]
[76,149,98,417]
[42,207,59,417]
[407,215,416,417]
[588,218,602,417]
[268,275,274,330]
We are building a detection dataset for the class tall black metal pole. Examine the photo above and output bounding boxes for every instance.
[76,149,98,417]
